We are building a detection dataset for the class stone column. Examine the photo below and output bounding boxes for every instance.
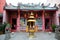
[17,10,20,32]
[42,10,45,31]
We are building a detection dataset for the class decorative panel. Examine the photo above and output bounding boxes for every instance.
[20,17,27,30]
[35,17,42,30]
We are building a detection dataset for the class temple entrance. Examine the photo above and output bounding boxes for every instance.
[12,18,17,25]
[45,18,50,29]
[12,18,17,29]
[0,17,2,24]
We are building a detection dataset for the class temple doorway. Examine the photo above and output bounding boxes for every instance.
[12,18,17,29]
[45,18,50,29]
[0,17,2,24]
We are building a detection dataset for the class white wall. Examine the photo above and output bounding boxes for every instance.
[55,9,60,25]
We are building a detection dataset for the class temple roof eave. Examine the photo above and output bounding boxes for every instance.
[4,5,57,11]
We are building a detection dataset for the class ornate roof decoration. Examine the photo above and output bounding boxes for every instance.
[58,4,60,7]
[58,4,60,9]
[4,3,58,10]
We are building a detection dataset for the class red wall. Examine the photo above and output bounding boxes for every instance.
[0,0,5,13]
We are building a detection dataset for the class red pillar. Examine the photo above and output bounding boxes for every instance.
[17,10,20,32]
[42,10,45,31]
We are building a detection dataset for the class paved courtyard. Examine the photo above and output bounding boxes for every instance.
[0,32,57,40]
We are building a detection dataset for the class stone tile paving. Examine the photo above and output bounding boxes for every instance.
[0,32,57,40]
[0,34,5,40]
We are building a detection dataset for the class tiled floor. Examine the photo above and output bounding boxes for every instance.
[0,32,57,40]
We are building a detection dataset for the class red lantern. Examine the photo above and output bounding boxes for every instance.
[36,14,38,18]
[24,14,26,18]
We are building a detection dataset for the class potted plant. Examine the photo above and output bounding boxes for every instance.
[2,22,8,34]
[51,24,56,32]
[0,24,3,34]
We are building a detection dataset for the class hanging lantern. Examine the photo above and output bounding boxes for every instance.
[24,13,26,18]
[36,13,38,18]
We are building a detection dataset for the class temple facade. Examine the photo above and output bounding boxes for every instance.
[2,3,60,32]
